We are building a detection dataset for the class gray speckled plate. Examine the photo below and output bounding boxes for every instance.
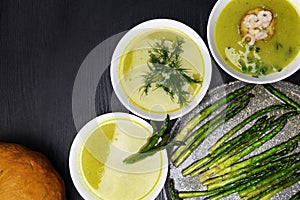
[163,81,300,200]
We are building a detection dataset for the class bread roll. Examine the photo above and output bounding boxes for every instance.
[0,143,66,200]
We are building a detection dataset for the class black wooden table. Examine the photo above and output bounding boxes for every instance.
[0,0,299,199]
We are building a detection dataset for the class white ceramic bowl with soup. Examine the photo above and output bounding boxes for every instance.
[111,19,212,121]
[208,0,300,84]
[69,113,168,200]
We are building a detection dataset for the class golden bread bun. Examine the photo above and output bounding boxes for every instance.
[0,143,66,200]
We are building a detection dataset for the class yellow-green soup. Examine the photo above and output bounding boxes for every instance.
[215,0,300,76]
[80,118,163,200]
[118,28,205,113]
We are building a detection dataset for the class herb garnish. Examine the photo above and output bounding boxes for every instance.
[225,42,274,77]
[286,47,294,57]
[140,38,202,107]
[275,41,283,50]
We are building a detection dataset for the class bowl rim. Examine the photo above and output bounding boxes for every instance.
[110,18,212,121]
[207,0,300,84]
[69,112,169,200]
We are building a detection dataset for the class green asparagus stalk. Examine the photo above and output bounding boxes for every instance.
[209,104,292,153]
[140,114,169,153]
[211,115,271,157]
[123,115,172,164]
[189,115,269,174]
[183,115,271,176]
[239,160,300,198]
[207,152,300,190]
[290,191,300,200]
[199,118,287,182]
[203,151,299,187]
[256,174,300,200]
[245,173,300,200]
[217,133,300,177]
[155,133,170,148]
[203,172,274,200]
[203,166,250,186]
[123,140,182,164]
[189,112,296,177]
[208,116,276,168]
[202,161,299,200]
[178,174,262,198]
[173,95,251,167]
[168,175,215,199]
[175,157,293,199]
[178,189,218,198]
[204,171,298,200]
[208,111,297,168]
[172,93,253,164]
[173,84,255,147]
[264,84,300,113]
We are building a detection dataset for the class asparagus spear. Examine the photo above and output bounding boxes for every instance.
[178,174,262,198]
[209,104,292,153]
[203,171,275,200]
[207,152,300,190]
[203,160,299,200]
[185,116,269,175]
[245,173,300,200]
[173,95,251,167]
[172,155,298,199]
[204,170,299,200]
[207,111,297,168]
[207,115,275,166]
[173,84,255,147]
[123,115,171,164]
[199,118,288,182]
[178,188,218,198]
[290,191,300,200]
[140,114,170,153]
[239,160,300,198]
[183,115,270,176]
[123,140,182,164]
[253,173,300,200]
[183,111,296,176]
[168,175,218,199]
[172,93,253,164]
[264,84,300,113]
[178,159,289,200]
[203,166,250,186]
[203,151,299,187]
[217,133,300,177]
[211,115,271,157]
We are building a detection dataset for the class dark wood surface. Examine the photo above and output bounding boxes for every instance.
[0,0,299,199]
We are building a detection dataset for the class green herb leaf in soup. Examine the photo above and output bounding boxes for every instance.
[140,38,202,107]
[215,0,300,77]
[118,29,205,114]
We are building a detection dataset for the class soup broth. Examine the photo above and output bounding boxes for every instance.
[118,28,205,113]
[215,0,300,76]
[80,118,163,200]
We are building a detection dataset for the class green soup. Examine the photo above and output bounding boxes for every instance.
[80,118,163,200]
[215,0,300,76]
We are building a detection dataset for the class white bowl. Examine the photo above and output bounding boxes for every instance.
[207,0,300,84]
[111,19,212,121]
[69,112,168,200]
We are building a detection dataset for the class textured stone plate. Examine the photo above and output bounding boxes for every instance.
[163,81,300,200]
